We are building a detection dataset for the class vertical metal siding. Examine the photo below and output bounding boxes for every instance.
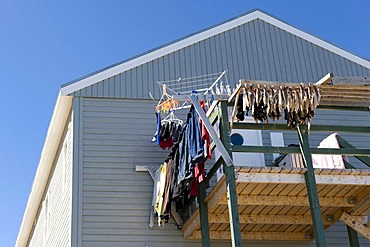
[28,116,73,247]
[70,19,370,98]
[80,97,370,247]
[80,98,234,247]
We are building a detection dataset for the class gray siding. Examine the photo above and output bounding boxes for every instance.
[71,19,370,99]
[79,97,369,247]
[28,115,73,247]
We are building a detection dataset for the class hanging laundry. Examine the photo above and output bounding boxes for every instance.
[155,162,167,228]
[151,112,183,150]
[149,166,161,228]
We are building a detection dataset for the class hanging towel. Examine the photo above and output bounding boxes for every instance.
[312,133,346,169]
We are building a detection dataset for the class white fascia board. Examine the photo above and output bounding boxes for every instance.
[60,10,370,96]
[15,92,73,247]
[259,12,370,69]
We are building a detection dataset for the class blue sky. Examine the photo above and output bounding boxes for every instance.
[1,1,369,246]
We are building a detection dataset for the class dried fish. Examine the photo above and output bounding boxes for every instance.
[278,86,283,113]
[242,88,249,113]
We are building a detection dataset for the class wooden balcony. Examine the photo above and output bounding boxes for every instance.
[183,167,370,241]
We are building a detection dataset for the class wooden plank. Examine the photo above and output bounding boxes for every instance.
[250,183,268,195]
[250,205,266,215]
[236,172,370,185]
[232,145,370,156]
[259,224,274,232]
[335,185,356,197]
[279,184,301,196]
[259,205,274,215]
[269,183,288,196]
[315,72,333,86]
[232,122,370,133]
[183,211,200,239]
[297,124,327,247]
[219,194,356,207]
[243,205,260,215]
[337,135,370,168]
[217,223,229,231]
[218,101,242,247]
[229,88,241,131]
[198,180,211,247]
[350,194,370,216]
[236,183,247,194]
[340,212,370,241]
[251,224,265,232]
[267,205,284,215]
[205,178,226,210]
[209,213,337,225]
[239,183,258,195]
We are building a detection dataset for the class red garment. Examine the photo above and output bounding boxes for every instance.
[159,138,173,150]
[190,176,198,197]
[191,101,211,197]
[199,101,212,159]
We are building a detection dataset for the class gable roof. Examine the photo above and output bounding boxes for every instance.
[60,9,370,96]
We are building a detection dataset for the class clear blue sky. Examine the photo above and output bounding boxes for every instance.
[1,1,369,246]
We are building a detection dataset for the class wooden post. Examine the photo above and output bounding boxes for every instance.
[198,180,211,247]
[347,225,360,247]
[297,124,327,247]
[219,101,243,247]
[336,135,370,167]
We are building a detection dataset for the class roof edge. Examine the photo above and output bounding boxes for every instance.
[60,9,370,96]
[15,93,73,247]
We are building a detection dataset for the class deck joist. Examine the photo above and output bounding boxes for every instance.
[182,167,370,241]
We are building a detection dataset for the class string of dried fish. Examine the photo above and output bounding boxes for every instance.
[235,83,321,127]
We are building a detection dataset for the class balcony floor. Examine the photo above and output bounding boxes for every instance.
[183,167,370,241]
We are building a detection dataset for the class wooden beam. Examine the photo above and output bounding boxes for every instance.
[198,180,211,247]
[170,203,183,228]
[232,122,370,133]
[318,105,370,112]
[217,194,358,208]
[315,72,334,86]
[232,145,370,156]
[183,210,200,239]
[205,176,227,210]
[230,88,240,131]
[297,124,327,247]
[331,76,370,85]
[347,225,360,247]
[336,135,370,167]
[218,101,242,247]
[189,230,312,241]
[340,212,370,241]
[349,194,370,216]
[208,213,338,225]
[236,172,370,186]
